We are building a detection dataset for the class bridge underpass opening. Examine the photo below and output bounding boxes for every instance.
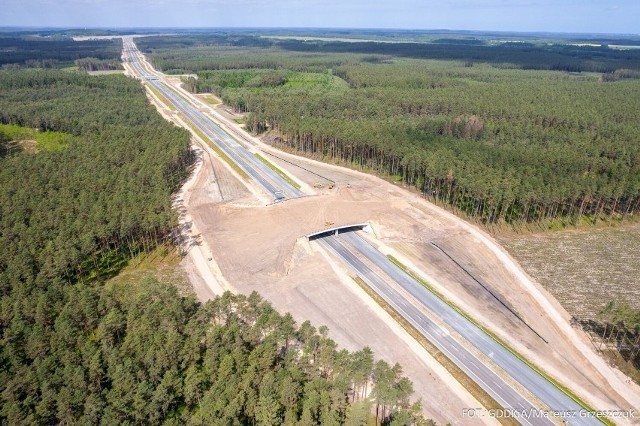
[306,223,373,241]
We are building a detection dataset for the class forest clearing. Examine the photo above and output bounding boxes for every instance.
[501,224,640,318]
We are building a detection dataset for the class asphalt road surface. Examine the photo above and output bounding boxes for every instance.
[122,40,303,203]
[319,231,603,426]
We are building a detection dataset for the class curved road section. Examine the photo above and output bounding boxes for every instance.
[319,231,603,426]
[122,40,303,203]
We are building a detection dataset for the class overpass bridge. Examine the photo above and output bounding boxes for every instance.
[306,222,373,241]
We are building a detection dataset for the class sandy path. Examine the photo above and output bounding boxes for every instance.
[172,144,230,299]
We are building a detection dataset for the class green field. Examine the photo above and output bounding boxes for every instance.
[0,123,76,156]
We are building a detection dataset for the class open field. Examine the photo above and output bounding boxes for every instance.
[499,224,640,319]
[107,245,192,295]
[0,123,76,156]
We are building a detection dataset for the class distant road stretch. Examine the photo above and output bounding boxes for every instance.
[122,39,303,203]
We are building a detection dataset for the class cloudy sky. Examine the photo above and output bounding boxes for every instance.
[1,0,638,34]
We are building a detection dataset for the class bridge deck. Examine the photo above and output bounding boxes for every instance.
[307,223,372,241]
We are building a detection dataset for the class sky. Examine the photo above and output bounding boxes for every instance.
[1,0,639,35]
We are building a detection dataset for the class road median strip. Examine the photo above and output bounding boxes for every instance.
[145,83,174,111]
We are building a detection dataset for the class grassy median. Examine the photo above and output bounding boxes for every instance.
[178,113,250,181]
[145,83,174,111]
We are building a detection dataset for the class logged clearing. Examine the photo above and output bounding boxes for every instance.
[499,224,640,319]
[108,245,192,295]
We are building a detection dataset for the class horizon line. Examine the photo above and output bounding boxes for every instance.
[1,26,639,38]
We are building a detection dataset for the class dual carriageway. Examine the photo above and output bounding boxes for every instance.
[123,39,303,203]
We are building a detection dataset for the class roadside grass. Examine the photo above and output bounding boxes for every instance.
[351,276,518,426]
[146,83,175,110]
[254,153,301,189]
[386,255,610,425]
[0,123,75,155]
[196,93,222,105]
[178,113,250,181]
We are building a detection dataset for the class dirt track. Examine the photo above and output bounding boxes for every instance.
[131,59,640,424]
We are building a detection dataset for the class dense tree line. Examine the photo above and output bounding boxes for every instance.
[75,57,123,72]
[0,69,427,424]
[581,300,640,370]
[138,41,353,75]
[1,278,425,425]
[246,63,640,226]
[141,35,639,227]
[0,36,122,69]
[277,39,640,73]
[137,34,640,74]
[0,70,193,279]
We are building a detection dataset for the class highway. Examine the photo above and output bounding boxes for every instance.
[122,39,303,203]
[319,231,603,426]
